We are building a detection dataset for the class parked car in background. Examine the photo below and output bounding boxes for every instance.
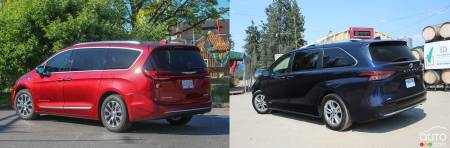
[12,41,212,132]
[251,40,426,131]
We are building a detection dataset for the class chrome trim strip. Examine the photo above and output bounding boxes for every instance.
[64,106,92,110]
[164,107,211,114]
[39,106,91,110]
[383,104,418,117]
[40,106,64,109]
[74,41,142,46]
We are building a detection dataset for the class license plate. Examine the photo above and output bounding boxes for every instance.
[405,78,415,88]
[181,80,194,89]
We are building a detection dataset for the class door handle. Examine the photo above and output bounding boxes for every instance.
[63,78,72,81]
[57,78,64,81]
[286,76,294,79]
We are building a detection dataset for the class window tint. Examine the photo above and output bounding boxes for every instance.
[271,55,291,75]
[323,48,355,68]
[145,47,206,72]
[369,43,415,63]
[104,49,140,69]
[292,50,319,72]
[45,51,72,72]
[70,48,106,71]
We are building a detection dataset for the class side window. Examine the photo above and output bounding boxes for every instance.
[323,48,355,68]
[45,51,72,72]
[271,55,291,75]
[104,49,140,69]
[70,48,106,71]
[292,50,319,72]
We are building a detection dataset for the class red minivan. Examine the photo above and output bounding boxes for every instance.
[11,41,212,132]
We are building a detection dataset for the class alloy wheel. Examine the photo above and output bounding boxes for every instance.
[324,99,342,127]
[104,100,123,128]
[16,94,33,117]
[254,94,268,112]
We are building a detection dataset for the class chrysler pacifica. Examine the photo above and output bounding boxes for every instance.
[12,41,212,132]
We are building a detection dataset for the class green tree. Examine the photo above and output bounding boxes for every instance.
[124,0,228,36]
[0,0,228,89]
[243,21,262,78]
[248,0,306,69]
[0,0,128,88]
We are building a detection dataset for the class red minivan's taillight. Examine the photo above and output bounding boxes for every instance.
[359,71,395,81]
[142,70,172,80]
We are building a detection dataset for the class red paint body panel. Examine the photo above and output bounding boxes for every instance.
[11,42,212,122]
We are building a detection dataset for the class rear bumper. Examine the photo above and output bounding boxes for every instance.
[126,94,212,122]
[352,91,426,123]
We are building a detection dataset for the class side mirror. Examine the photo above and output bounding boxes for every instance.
[36,66,49,76]
[255,68,269,78]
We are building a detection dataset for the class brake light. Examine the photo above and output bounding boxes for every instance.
[359,71,395,81]
[143,70,172,80]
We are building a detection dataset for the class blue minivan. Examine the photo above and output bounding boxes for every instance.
[252,40,426,131]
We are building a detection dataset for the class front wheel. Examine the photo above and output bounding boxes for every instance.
[252,90,271,114]
[100,94,132,132]
[15,89,39,120]
[321,93,352,131]
[166,115,192,125]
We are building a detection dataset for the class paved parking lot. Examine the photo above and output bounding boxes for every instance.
[230,91,450,148]
[0,108,229,148]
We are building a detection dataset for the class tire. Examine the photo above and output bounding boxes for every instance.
[166,115,193,126]
[100,94,132,132]
[252,90,271,114]
[320,93,352,131]
[15,89,39,120]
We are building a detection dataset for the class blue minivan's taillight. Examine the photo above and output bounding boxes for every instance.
[359,71,395,81]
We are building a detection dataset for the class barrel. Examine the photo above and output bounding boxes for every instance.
[441,69,450,84]
[411,48,424,61]
[422,25,441,42]
[423,70,441,85]
[439,22,450,39]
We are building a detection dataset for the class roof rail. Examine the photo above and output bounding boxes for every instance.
[73,41,142,46]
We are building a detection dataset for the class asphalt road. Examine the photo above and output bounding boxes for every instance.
[0,108,229,148]
[230,91,450,148]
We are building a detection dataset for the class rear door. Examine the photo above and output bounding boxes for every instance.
[145,46,210,105]
[368,42,425,102]
[63,48,106,116]
[285,49,321,112]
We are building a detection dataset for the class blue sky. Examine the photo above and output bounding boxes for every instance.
[231,0,450,52]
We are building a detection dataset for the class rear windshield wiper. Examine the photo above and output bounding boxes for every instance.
[391,57,411,62]
[180,67,206,74]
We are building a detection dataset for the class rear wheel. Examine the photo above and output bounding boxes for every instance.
[321,93,352,131]
[252,90,271,114]
[100,94,132,132]
[166,115,192,125]
[15,89,39,120]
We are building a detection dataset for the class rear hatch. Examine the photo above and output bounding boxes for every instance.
[368,41,425,103]
[144,46,210,105]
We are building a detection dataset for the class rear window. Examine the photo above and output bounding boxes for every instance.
[145,47,206,72]
[369,42,415,63]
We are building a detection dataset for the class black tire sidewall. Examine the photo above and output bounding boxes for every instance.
[101,94,131,132]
